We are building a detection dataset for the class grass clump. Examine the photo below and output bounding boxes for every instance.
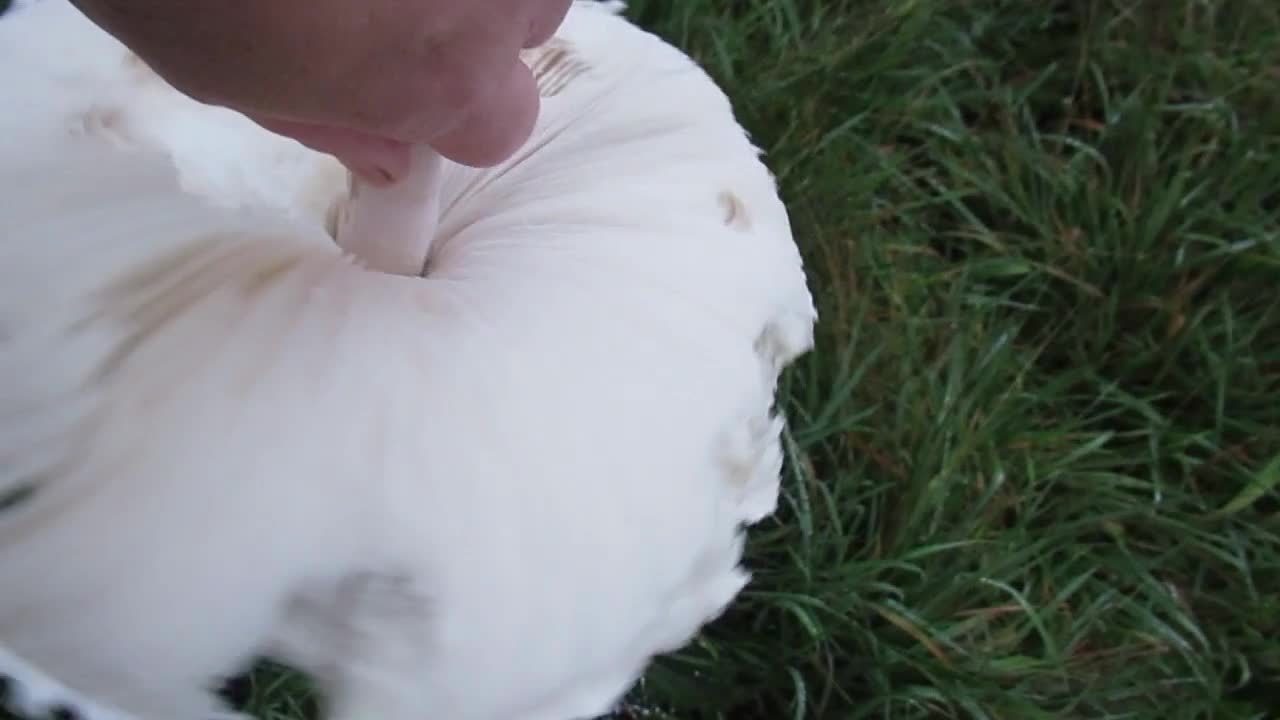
[614,0,1280,718]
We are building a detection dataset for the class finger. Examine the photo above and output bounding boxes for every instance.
[249,116,413,186]
[426,58,540,167]
[523,0,573,48]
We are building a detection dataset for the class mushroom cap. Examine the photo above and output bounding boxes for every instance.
[0,2,816,719]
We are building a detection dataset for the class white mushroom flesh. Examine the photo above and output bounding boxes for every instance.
[332,145,443,277]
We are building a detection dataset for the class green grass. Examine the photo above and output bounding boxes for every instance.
[242,0,1280,718]
[609,0,1280,717]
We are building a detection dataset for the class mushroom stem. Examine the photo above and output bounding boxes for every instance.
[333,145,444,276]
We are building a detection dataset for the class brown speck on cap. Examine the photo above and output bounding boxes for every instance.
[718,190,751,231]
[524,39,592,97]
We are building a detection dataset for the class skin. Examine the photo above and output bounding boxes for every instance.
[68,0,574,184]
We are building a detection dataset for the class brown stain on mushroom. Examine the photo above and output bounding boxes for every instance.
[73,107,132,146]
[0,482,38,514]
[323,172,359,241]
[70,54,169,144]
[324,198,346,240]
[524,39,592,97]
[81,108,121,133]
[88,231,311,399]
[753,325,782,372]
[718,190,751,231]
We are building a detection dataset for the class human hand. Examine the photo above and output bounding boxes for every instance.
[69,0,573,183]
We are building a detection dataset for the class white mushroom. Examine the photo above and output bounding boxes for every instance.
[0,3,816,720]
[330,145,445,276]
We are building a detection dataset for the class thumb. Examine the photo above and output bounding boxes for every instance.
[248,116,413,186]
[425,58,541,168]
[247,58,539,178]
